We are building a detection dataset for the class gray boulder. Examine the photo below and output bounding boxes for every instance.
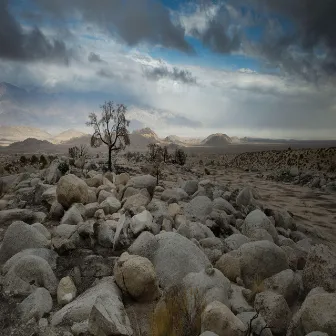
[127,174,156,196]
[254,291,291,335]
[235,240,289,288]
[183,180,199,196]
[130,232,211,288]
[288,289,336,336]
[177,221,215,241]
[161,188,189,202]
[236,186,258,207]
[3,255,58,296]
[61,204,84,225]
[52,277,126,327]
[224,234,251,251]
[130,210,153,236]
[185,196,213,220]
[237,312,272,336]
[0,221,50,264]
[57,174,88,209]
[100,196,121,215]
[229,284,254,314]
[89,294,133,336]
[182,268,231,308]
[18,287,53,322]
[2,248,58,274]
[114,252,160,302]
[0,208,37,225]
[213,197,236,215]
[201,300,246,336]
[263,269,302,305]
[242,209,278,244]
[303,244,336,292]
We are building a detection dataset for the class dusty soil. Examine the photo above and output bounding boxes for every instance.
[212,168,336,252]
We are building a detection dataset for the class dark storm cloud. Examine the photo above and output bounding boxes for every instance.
[191,5,242,54]
[31,0,193,53]
[194,0,336,80]
[0,0,72,64]
[143,65,197,84]
[88,52,106,63]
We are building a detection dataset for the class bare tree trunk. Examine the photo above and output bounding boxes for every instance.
[108,146,112,171]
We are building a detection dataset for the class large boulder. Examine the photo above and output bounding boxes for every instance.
[263,269,302,306]
[17,287,53,322]
[3,255,58,296]
[201,301,246,336]
[123,192,150,212]
[41,186,57,206]
[100,196,121,215]
[115,172,130,186]
[89,294,133,336]
[229,284,253,314]
[61,204,84,225]
[185,196,213,220]
[52,277,126,327]
[288,289,336,336]
[129,232,211,288]
[242,209,278,244]
[126,175,156,197]
[235,240,289,288]
[114,252,160,302]
[236,186,258,207]
[183,180,199,196]
[161,188,189,202]
[267,209,295,230]
[177,221,215,241]
[237,312,272,336]
[44,160,62,184]
[57,174,88,209]
[254,291,291,335]
[182,268,231,308]
[0,208,38,225]
[2,248,58,274]
[0,221,50,264]
[130,210,153,236]
[213,198,236,215]
[224,234,251,252]
[302,244,336,293]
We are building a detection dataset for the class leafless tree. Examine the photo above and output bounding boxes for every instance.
[86,101,130,171]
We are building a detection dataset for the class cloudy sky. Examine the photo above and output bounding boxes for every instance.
[1,0,336,139]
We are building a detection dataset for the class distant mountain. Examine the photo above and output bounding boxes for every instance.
[0,126,52,146]
[132,128,160,142]
[52,129,88,144]
[164,135,202,146]
[4,138,57,153]
[201,133,232,146]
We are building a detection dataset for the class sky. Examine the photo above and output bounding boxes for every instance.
[1,0,336,139]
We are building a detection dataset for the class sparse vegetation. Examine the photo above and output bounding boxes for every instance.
[58,162,69,175]
[147,144,164,185]
[86,101,130,171]
[31,154,38,165]
[174,148,187,166]
[151,286,204,336]
[19,155,27,165]
[39,155,48,169]
[69,144,89,159]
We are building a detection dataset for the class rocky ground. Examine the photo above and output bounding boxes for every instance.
[0,152,335,336]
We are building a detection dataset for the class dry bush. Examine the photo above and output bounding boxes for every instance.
[151,285,205,336]
[245,275,265,304]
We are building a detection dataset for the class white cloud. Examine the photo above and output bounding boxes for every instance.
[1,21,336,140]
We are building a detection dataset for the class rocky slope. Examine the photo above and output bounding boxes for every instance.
[0,155,335,336]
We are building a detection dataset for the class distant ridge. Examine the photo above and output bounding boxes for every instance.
[201,133,232,146]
